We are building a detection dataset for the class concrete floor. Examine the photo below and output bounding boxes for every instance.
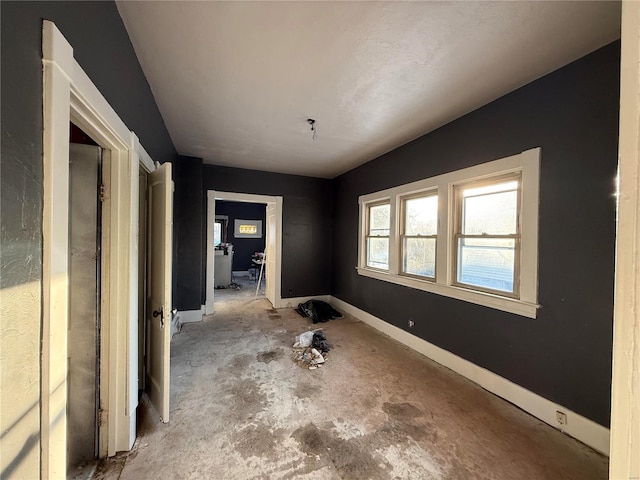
[214,273,266,300]
[97,288,608,479]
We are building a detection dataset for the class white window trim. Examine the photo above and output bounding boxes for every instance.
[357,148,540,318]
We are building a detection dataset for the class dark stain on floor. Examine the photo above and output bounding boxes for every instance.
[225,353,253,373]
[257,349,284,363]
[381,402,432,442]
[230,423,285,459]
[382,402,423,420]
[227,379,267,420]
[265,307,282,319]
[292,423,391,480]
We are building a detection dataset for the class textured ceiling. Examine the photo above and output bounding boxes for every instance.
[117,1,620,178]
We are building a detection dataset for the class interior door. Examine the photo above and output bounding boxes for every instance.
[265,203,276,306]
[146,162,173,422]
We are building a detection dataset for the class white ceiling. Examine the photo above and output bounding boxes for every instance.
[117,1,620,178]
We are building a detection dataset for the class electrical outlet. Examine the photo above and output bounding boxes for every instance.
[556,410,567,426]
[408,319,415,328]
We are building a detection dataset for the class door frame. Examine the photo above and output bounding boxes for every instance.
[42,21,154,478]
[609,1,640,476]
[206,191,283,313]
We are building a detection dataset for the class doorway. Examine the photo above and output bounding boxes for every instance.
[42,21,172,475]
[212,200,267,303]
[67,127,103,473]
[205,191,283,313]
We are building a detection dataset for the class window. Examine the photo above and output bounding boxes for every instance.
[214,221,223,246]
[401,193,437,279]
[454,177,520,296]
[214,216,228,245]
[358,148,540,318]
[366,202,390,270]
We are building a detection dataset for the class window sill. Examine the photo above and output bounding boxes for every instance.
[356,267,539,318]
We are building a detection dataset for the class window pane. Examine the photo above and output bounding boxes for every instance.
[404,195,437,235]
[457,237,515,293]
[403,237,436,277]
[367,237,389,269]
[214,222,222,245]
[462,183,517,235]
[369,204,390,236]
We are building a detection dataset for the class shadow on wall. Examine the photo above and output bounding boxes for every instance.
[0,387,65,478]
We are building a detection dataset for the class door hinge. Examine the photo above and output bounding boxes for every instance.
[99,184,108,202]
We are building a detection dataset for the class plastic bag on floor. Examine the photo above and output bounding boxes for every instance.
[293,331,314,348]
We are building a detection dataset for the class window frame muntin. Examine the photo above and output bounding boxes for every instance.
[399,190,438,281]
[452,173,522,298]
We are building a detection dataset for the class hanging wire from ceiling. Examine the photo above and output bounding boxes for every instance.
[307,118,317,140]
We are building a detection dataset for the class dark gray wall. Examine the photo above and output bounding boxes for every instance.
[173,156,203,311]
[172,162,332,310]
[4,1,176,164]
[331,42,620,427]
[202,166,333,304]
[215,201,266,271]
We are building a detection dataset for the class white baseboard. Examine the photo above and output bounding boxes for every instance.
[330,296,610,456]
[276,295,331,309]
[176,305,205,324]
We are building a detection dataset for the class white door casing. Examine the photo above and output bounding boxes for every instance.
[609,1,640,477]
[43,20,158,475]
[265,203,276,306]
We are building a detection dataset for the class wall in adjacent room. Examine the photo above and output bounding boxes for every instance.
[331,42,620,427]
[215,201,266,272]
[202,165,333,304]
[0,2,177,477]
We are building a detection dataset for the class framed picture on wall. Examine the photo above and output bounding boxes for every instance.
[234,219,263,238]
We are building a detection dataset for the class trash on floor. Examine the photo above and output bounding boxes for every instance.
[293,330,315,348]
[295,300,342,324]
[311,330,331,353]
[292,329,332,369]
[215,282,241,290]
[291,346,328,370]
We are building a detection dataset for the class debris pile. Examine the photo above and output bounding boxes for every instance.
[292,329,332,370]
[291,347,327,370]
